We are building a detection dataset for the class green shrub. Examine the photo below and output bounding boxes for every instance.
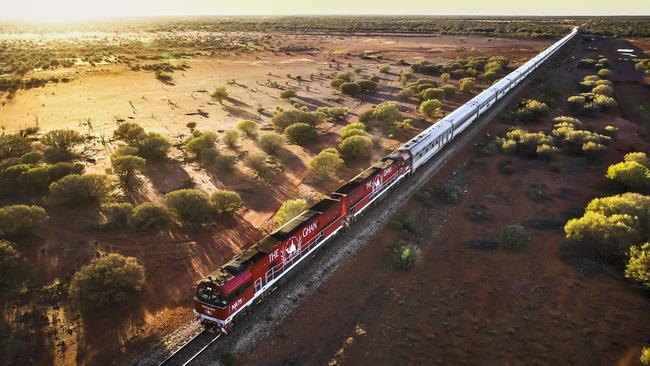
[245,152,272,178]
[592,84,614,96]
[223,129,240,148]
[356,80,377,92]
[419,99,442,118]
[41,129,85,162]
[625,152,650,168]
[420,87,445,101]
[0,164,30,195]
[237,120,258,137]
[391,242,421,271]
[339,82,361,96]
[258,132,285,155]
[359,102,403,130]
[593,94,617,111]
[138,133,171,160]
[185,132,219,163]
[0,240,25,290]
[308,148,344,182]
[317,107,348,121]
[165,189,212,224]
[211,86,228,105]
[499,129,556,158]
[128,202,172,231]
[48,162,85,182]
[214,155,236,172]
[341,123,367,139]
[280,88,297,99]
[330,78,345,89]
[398,87,416,100]
[565,211,640,259]
[69,253,145,311]
[111,155,146,187]
[379,65,390,74]
[113,123,145,145]
[275,198,308,225]
[597,68,613,78]
[19,151,43,165]
[210,190,243,214]
[513,99,549,122]
[18,166,51,195]
[459,77,476,93]
[335,72,354,82]
[369,75,380,83]
[49,174,111,204]
[0,205,47,238]
[285,123,316,145]
[606,161,650,190]
[338,135,373,161]
[0,131,36,160]
[625,243,650,288]
[271,110,324,132]
[640,347,650,366]
[103,202,133,228]
[441,84,456,96]
[497,224,530,251]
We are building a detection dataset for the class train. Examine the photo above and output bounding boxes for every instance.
[193,27,579,334]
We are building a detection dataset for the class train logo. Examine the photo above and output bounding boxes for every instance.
[370,174,383,193]
[285,237,299,258]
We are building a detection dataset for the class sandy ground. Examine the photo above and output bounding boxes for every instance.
[0,32,551,366]
[230,36,650,366]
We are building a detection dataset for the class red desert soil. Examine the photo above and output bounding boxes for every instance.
[239,38,650,365]
[0,33,551,366]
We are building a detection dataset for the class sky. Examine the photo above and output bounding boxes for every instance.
[0,0,648,21]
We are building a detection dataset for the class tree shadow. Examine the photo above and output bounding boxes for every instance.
[225,96,250,108]
[224,105,259,121]
[144,160,193,195]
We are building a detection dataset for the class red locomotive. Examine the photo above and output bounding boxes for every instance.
[194,152,411,333]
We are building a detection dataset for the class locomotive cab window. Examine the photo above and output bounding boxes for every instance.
[196,287,228,308]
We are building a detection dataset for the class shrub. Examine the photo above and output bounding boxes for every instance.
[338,135,373,161]
[339,82,361,96]
[272,110,324,132]
[606,161,650,190]
[111,155,146,187]
[359,102,403,130]
[497,224,530,251]
[258,132,285,155]
[513,99,549,122]
[214,155,236,172]
[49,174,111,204]
[245,152,272,178]
[103,202,133,228]
[113,123,145,145]
[0,240,25,291]
[597,68,614,78]
[308,148,344,182]
[280,88,297,99]
[237,120,258,137]
[567,95,587,113]
[139,133,171,160]
[419,99,442,118]
[334,72,354,82]
[398,87,416,100]
[625,243,650,288]
[565,211,640,259]
[42,129,85,162]
[582,142,607,159]
[379,65,390,74]
[625,152,650,168]
[210,190,243,214]
[642,347,650,365]
[459,77,476,93]
[330,78,345,89]
[369,75,380,83]
[420,87,445,101]
[593,94,617,111]
[20,151,43,165]
[0,205,47,238]
[18,166,52,195]
[223,129,240,149]
[592,84,614,96]
[211,86,228,105]
[69,253,145,311]
[317,107,348,121]
[356,80,377,92]
[165,189,212,224]
[48,162,85,182]
[128,202,172,231]
[185,132,219,163]
[285,123,316,145]
[499,129,556,158]
[391,242,421,271]
[275,198,308,225]
[0,132,36,160]
[341,122,366,139]
[441,84,456,96]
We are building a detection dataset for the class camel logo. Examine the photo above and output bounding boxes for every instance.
[370,174,383,193]
[284,236,300,259]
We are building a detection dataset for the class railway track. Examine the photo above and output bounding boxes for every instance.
[157,330,222,366]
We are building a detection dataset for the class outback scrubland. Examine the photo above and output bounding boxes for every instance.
[0,16,648,366]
